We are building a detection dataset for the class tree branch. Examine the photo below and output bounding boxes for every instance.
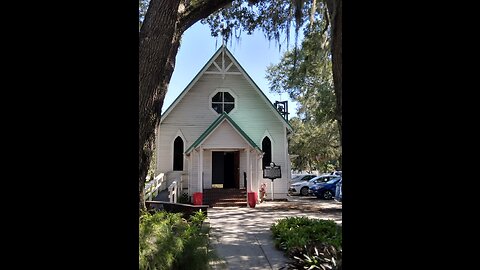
[179,0,233,32]
[321,4,329,37]
[325,0,334,17]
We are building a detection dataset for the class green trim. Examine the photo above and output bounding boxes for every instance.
[223,49,294,131]
[160,46,225,121]
[224,113,261,151]
[185,113,225,153]
[185,112,262,154]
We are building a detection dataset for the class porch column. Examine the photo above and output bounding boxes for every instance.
[249,149,253,191]
[257,155,262,194]
[198,147,204,191]
[252,151,258,193]
[188,153,192,194]
[246,148,250,192]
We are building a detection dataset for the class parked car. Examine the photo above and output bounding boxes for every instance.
[330,170,342,177]
[335,178,342,202]
[290,174,317,183]
[289,175,341,196]
[309,177,342,200]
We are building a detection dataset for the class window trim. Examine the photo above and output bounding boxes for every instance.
[173,136,184,171]
[209,88,238,115]
[261,136,273,170]
[171,130,187,171]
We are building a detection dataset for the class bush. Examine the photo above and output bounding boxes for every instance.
[271,217,342,270]
[271,217,342,251]
[139,211,185,270]
[288,244,342,270]
[139,210,215,270]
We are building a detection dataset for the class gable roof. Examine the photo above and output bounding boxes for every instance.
[160,45,293,131]
[185,112,262,154]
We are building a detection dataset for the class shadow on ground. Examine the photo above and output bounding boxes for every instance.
[208,197,342,269]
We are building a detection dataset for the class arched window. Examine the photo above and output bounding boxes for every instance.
[262,137,272,169]
[173,136,184,171]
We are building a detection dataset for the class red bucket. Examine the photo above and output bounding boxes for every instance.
[247,192,257,208]
[193,192,203,205]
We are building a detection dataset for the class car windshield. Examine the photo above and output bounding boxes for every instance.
[308,177,322,183]
[326,178,341,184]
[313,176,331,183]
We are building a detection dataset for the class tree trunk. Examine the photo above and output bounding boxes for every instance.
[138,0,233,211]
[326,0,342,166]
[139,0,181,211]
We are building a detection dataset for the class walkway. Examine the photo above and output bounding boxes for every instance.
[207,197,342,269]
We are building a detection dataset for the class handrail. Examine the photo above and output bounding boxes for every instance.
[144,172,187,202]
[168,181,178,203]
[144,173,165,201]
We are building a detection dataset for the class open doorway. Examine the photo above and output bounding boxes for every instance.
[212,151,239,188]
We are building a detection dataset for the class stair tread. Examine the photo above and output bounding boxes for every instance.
[203,189,251,207]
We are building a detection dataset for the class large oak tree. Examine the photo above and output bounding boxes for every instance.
[139,0,233,210]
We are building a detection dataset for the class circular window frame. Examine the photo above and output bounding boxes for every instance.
[208,88,238,115]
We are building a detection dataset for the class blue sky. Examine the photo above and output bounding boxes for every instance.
[164,21,303,118]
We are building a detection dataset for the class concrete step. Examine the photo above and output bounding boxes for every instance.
[211,201,248,207]
[203,188,248,207]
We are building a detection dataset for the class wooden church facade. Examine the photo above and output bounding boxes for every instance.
[156,46,292,205]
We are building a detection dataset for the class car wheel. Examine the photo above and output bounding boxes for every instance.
[300,187,309,196]
[322,190,334,200]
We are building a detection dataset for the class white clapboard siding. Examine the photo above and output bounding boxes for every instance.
[201,121,249,149]
[190,150,200,193]
[239,151,247,189]
[157,47,290,196]
[203,150,212,189]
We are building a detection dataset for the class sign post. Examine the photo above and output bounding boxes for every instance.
[263,162,281,201]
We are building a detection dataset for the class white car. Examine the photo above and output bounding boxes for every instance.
[290,174,317,184]
[288,175,342,196]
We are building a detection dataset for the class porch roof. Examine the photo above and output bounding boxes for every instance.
[185,112,262,154]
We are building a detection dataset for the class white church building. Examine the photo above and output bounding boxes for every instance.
[156,46,293,205]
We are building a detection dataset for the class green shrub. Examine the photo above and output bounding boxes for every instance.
[271,217,342,270]
[139,211,186,270]
[139,210,216,270]
[271,217,342,251]
[189,210,206,228]
[288,244,342,270]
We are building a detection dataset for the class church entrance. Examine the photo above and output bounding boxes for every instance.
[211,151,239,188]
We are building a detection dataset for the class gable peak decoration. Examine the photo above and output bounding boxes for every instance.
[204,46,241,79]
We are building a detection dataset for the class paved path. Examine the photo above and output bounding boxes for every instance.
[208,197,342,269]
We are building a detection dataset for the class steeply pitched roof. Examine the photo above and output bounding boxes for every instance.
[160,45,293,131]
[185,112,262,154]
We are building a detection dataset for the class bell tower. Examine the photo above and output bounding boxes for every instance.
[274,100,289,121]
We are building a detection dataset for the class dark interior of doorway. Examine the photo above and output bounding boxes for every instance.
[212,151,239,188]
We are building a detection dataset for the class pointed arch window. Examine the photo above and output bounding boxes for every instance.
[173,136,184,171]
[262,137,272,169]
